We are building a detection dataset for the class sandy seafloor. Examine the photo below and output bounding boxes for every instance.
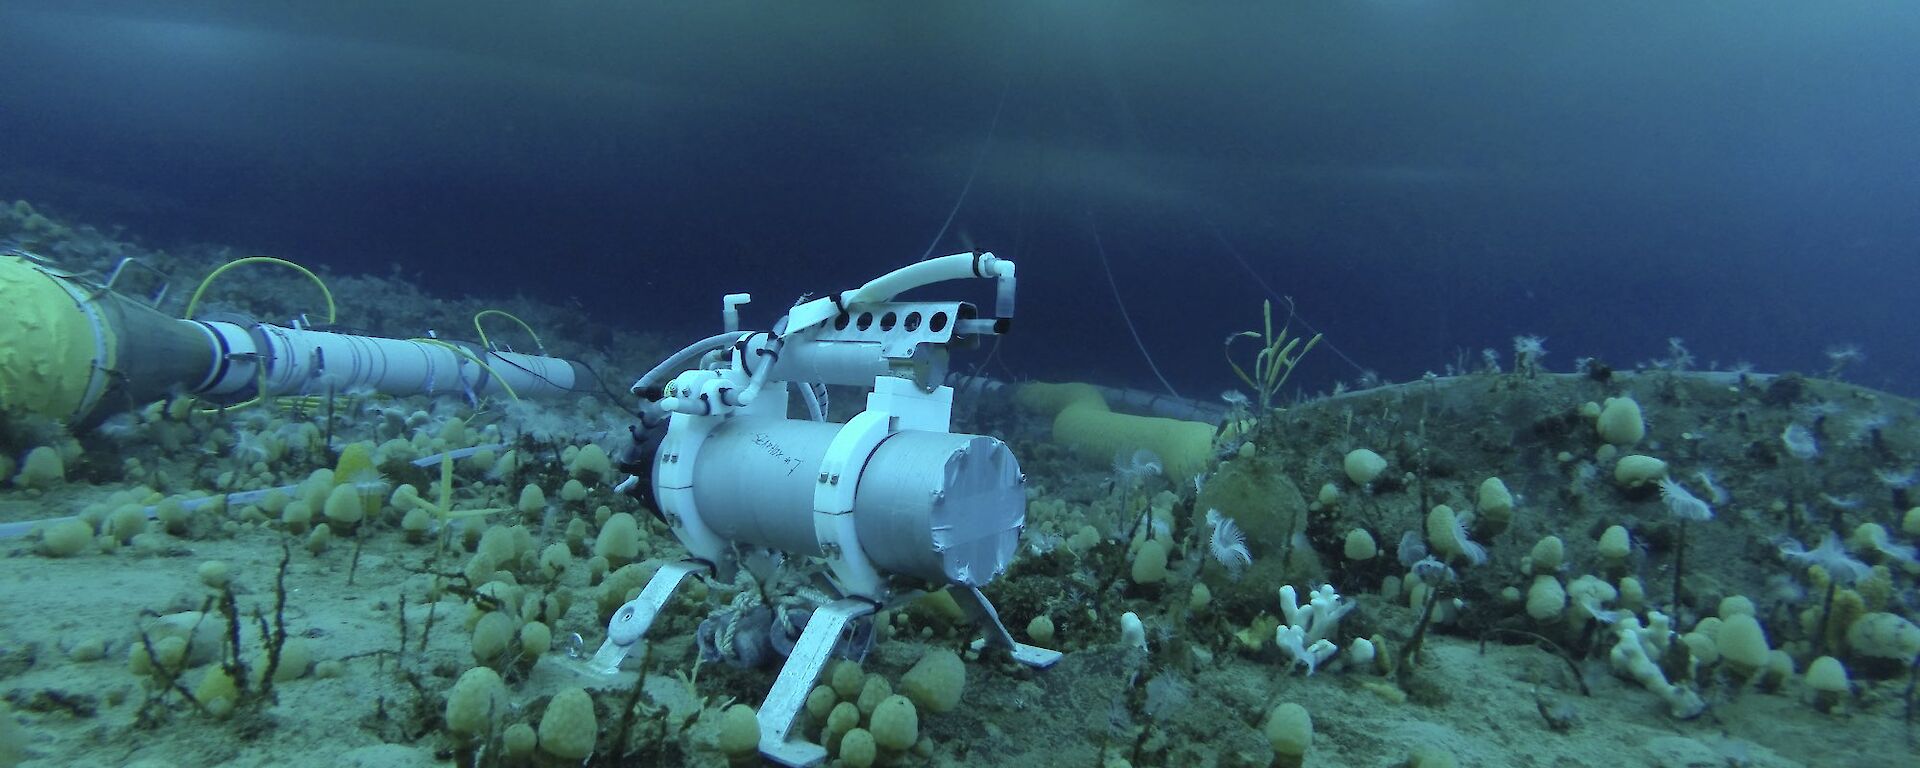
[3,204,1920,768]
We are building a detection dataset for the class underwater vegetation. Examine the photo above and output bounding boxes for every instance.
[2,203,1918,768]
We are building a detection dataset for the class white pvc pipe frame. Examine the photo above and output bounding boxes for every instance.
[198,322,578,401]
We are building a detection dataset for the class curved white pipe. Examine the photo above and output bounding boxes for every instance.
[785,253,1010,332]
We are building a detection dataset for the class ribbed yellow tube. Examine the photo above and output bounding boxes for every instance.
[1013,381,1214,480]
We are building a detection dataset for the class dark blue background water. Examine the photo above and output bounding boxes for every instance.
[4,2,1918,399]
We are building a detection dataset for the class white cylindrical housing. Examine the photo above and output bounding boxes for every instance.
[851,431,1024,587]
[689,418,841,557]
[685,416,1025,588]
[773,341,889,387]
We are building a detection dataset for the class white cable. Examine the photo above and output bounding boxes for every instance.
[1089,218,1180,399]
[919,79,1010,262]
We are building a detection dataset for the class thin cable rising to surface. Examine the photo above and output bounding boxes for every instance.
[920,79,1010,262]
[1090,217,1180,399]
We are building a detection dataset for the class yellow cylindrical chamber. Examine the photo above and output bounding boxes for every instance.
[0,254,218,423]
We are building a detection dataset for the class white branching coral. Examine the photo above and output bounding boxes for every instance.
[1274,584,1354,676]
[1608,611,1706,719]
[1204,508,1253,578]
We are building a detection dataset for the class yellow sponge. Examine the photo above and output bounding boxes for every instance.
[443,667,507,739]
[537,687,597,760]
[899,648,966,713]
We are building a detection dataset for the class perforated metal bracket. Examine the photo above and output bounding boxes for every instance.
[757,598,878,767]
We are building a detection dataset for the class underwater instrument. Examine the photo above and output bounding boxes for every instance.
[0,249,595,425]
[595,252,1059,767]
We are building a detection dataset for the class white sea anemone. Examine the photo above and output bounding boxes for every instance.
[1658,477,1713,522]
[1204,508,1253,578]
[1777,532,1871,585]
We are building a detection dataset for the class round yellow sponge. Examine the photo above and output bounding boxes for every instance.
[538,687,597,759]
[717,703,759,757]
[839,728,877,768]
[444,667,507,739]
[900,648,966,714]
[40,518,92,557]
[1264,702,1312,766]
[13,446,65,489]
[868,695,918,752]
[1718,614,1771,673]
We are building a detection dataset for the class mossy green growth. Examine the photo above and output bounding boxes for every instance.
[594,513,641,566]
[827,659,866,699]
[502,722,536,759]
[1195,455,1306,550]
[856,676,892,716]
[516,484,547,516]
[840,728,877,768]
[519,621,552,657]
[325,440,393,527]
[1193,454,1313,596]
[401,507,432,543]
[107,505,145,542]
[153,497,191,535]
[823,701,860,753]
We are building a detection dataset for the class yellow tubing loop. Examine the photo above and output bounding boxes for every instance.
[473,309,546,356]
[183,256,337,325]
[183,256,337,415]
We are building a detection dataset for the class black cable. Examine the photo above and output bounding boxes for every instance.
[465,338,638,414]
